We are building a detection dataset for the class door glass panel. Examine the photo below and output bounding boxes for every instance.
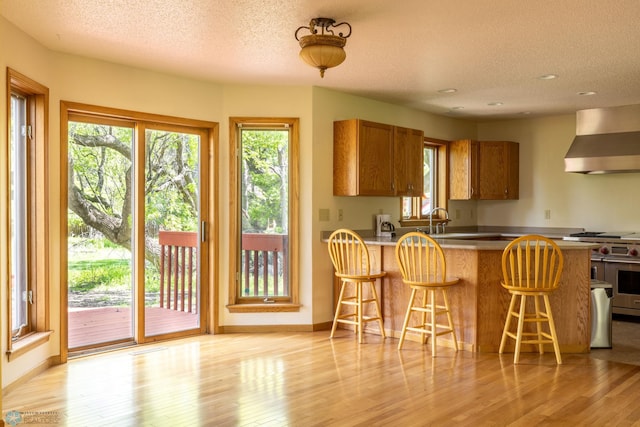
[67,121,134,349]
[144,128,200,336]
[239,129,289,300]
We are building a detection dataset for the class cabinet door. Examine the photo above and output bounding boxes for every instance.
[394,126,424,196]
[449,139,478,200]
[357,121,394,195]
[478,141,519,199]
[333,119,394,196]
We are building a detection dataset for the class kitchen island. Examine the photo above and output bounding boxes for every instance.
[328,232,596,353]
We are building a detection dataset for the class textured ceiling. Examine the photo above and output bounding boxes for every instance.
[2,0,640,119]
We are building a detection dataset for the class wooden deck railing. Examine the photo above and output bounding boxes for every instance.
[159,231,198,313]
[157,231,288,306]
[241,233,288,297]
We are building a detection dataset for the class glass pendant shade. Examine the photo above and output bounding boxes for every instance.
[298,34,347,78]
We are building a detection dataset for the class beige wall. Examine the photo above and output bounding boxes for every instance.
[219,85,315,326]
[478,115,640,230]
[1,17,58,390]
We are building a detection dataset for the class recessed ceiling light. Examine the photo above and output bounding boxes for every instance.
[520,111,532,115]
[537,74,558,80]
[488,102,503,106]
[451,106,464,110]
[577,91,597,96]
[438,88,457,93]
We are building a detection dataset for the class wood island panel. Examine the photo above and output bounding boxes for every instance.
[378,245,591,353]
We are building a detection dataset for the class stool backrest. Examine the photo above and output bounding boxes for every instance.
[327,229,372,277]
[502,235,564,292]
[395,232,447,285]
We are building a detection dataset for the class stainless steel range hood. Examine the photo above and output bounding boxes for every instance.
[564,104,640,174]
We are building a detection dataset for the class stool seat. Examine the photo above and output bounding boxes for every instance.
[327,229,386,343]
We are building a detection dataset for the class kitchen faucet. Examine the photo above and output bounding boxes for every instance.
[428,207,450,234]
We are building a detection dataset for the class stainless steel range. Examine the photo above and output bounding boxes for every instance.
[565,231,640,316]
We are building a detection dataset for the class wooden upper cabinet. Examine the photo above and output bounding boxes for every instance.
[478,141,519,199]
[333,119,424,196]
[449,139,478,200]
[394,126,424,197]
[334,119,394,196]
[449,139,519,200]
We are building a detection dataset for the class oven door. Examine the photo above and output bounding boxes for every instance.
[605,258,640,316]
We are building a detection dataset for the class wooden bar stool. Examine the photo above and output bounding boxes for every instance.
[327,229,386,343]
[395,232,460,355]
[499,235,564,364]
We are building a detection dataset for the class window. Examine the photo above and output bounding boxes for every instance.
[401,137,449,223]
[228,118,299,312]
[6,68,50,357]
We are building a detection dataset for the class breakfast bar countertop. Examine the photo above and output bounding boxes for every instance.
[358,233,598,250]
[322,228,598,251]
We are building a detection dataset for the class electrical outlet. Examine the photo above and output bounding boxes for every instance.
[338,209,344,221]
[545,209,551,220]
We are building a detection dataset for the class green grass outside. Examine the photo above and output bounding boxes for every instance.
[68,237,160,294]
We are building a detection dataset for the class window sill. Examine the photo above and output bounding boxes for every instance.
[6,331,53,361]
[227,303,301,313]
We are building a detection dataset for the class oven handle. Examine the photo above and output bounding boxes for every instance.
[603,258,640,265]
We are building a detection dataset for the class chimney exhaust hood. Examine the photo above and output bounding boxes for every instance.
[564,104,640,174]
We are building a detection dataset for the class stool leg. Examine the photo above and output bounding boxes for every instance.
[398,289,417,350]
[544,295,563,364]
[330,281,348,339]
[430,289,437,357]
[369,281,386,339]
[514,295,527,364]
[418,289,427,344]
[442,289,458,352]
[357,282,363,344]
[500,293,517,354]
[534,295,544,354]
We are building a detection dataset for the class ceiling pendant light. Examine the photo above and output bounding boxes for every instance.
[295,18,352,78]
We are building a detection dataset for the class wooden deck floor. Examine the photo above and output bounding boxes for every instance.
[68,306,199,349]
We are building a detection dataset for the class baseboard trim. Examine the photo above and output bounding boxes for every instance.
[219,322,332,334]
[3,355,60,397]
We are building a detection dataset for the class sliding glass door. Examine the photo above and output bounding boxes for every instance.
[65,109,211,353]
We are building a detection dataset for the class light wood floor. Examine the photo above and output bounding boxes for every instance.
[4,329,640,427]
